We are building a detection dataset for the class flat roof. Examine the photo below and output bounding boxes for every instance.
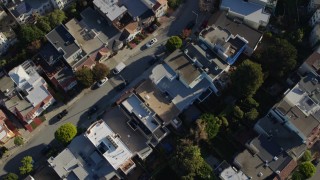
[122,94,160,132]
[46,25,81,64]
[201,26,230,45]
[185,44,228,79]
[85,120,133,170]
[93,0,127,21]
[164,49,202,86]
[102,107,152,159]
[220,166,249,180]
[221,0,270,24]
[135,79,181,123]
[302,47,320,75]
[209,11,263,49]
[121,0,149,18]
[234,149,273,179]
[153,67,211,111]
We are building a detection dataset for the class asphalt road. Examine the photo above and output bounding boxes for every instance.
[0,0,204,176]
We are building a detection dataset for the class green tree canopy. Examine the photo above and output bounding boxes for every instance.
[292,171,303,180]
[48,10,67,27]
[171,140,213,179]
[231,60,264,98]
[244,108,259,121]
[55,123,77,144]
[75,67,94,88]
[259,38,297,78]
[301,150,312,162]
[233,106,244,120]
[168,0,183,9]
[14,136,24,146]
[36,17,52,33]
[299,161,316,179]
[92,63,110,81]
[3,173,18,180]
[240,96,259,110]
[200,113,222,140]
[19,156,33,175]
[166,36,182,52]
[19,25,44,45]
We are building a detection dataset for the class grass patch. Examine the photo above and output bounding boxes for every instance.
[39,116,46,122]
[30,121,37,129]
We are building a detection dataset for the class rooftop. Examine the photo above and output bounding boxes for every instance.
[93,0,127,21]
[150,64,211,111]
[209,11,263,49]
[200,26,230,46]
[135,79,181,124]
[10,0,48,17]
[221,0,270,25]
[121,94,160,132]
[302,47,320,76]
[46,25,82,64]
[121,0,149,18]
[85,120,135,172]
[48,135,121,180]
[164,49,202,87]
[102,107,152,159]
[220,166,249,180]
[184,43,228,80]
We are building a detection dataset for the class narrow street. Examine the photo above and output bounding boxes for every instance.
[0,0,208,175]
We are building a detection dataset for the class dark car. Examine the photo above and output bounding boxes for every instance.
[57,109,68,119]
[41,145,52,155]
[149,56,158,65]
[312,158,320,166]
[88,105,99,116]
[186,21,195,30]
[116,82,127,91]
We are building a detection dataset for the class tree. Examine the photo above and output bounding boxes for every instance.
[240,96,259,110]
[19,25,44,45]
[166,36,182,52]
[244,108,259,121]
[27,40,42,54]
[36,17,52,33]
[292,171,303,180]
[171,140,213,179]
[75,67,94,88]
[92,63,110,81]
[231,60,264,98]
[288,28,304,44]
[200,113,221,140]
[232,106,244,120]
[48,10,67,27]
[19,156,33,175]
[299,161,316,179]
[301,150,312,162]
[168,0,183,9]
[55,123,77,144]
[14,136,24,146]
[3,173,18,180]
[259,38,297,78]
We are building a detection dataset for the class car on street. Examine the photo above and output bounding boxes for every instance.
[116,82,127,91]
[41,145,52,155]
[312,158,320,166]
[88,105,99,116]
[96,77,108,88]
[146,38,158,48]
[113,62,126,74]
[57,109,68,120]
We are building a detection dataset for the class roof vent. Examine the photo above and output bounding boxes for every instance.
[215,66,219,71]
[276,170,281,174]
[184,49,188,54]
[312,78,318,85]
[273,156,278,161]
[258,172,263,177]
[192,57,197,62]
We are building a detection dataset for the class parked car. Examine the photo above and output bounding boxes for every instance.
[146,38,158,48]
[116,82,127,91]
[149,56,158,65]
[96,77,108,88]
[57,109,68,119]
[312,158,320,166]
[88,105,99,116]
[113,62,126,74]
[186,21,195,30]
[41,145,52,155]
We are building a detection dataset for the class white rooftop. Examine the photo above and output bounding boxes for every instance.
[220,166,250,180]
[284,84,320,116]
[93,0,127,21]
[121,94,160,132]
[85,120,133,170]
[26,85,50,107]
[221,0,270,24]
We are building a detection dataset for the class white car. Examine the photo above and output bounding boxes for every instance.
[96,77,108,87]
[146,38,158,48]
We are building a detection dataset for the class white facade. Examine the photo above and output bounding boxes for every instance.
[50,0,74,10]
[308,0,320,13]
[0,32,9,55]
[309,9,320,27]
